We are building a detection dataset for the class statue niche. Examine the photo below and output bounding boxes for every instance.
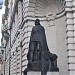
[23,19,59,75]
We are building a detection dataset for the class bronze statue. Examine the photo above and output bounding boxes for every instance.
[23,19,59,75]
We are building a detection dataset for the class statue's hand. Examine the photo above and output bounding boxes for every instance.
[51,54,57,61]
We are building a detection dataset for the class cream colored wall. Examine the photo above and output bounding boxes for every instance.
[56,16,68,75]
[41,21,56,53]
[40,16,69,75]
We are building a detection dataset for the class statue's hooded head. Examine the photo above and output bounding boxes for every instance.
[35,19,40,26]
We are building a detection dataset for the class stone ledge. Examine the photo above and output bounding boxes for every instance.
[27,71,59,75]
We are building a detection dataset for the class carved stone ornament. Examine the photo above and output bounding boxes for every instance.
[46,12,56,27]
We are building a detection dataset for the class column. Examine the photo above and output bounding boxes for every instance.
[65,0,74,75]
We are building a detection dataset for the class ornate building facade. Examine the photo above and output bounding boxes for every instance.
[1,0,75,75]
[0,49,3,75]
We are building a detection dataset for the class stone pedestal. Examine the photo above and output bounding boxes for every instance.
[27,71,59,75]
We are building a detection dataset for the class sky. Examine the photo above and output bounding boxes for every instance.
[0,5,5,45]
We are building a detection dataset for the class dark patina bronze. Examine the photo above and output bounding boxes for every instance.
[24,19,59,75]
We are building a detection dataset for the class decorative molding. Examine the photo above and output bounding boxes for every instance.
[23,0,65,21]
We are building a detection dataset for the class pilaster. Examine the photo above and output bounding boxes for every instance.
[65,0,75,75]
[71,0,75,74]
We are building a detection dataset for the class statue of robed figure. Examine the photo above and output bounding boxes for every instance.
[23,19,59,75]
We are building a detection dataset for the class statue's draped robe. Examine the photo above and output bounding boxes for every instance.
[27,24,51,75]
